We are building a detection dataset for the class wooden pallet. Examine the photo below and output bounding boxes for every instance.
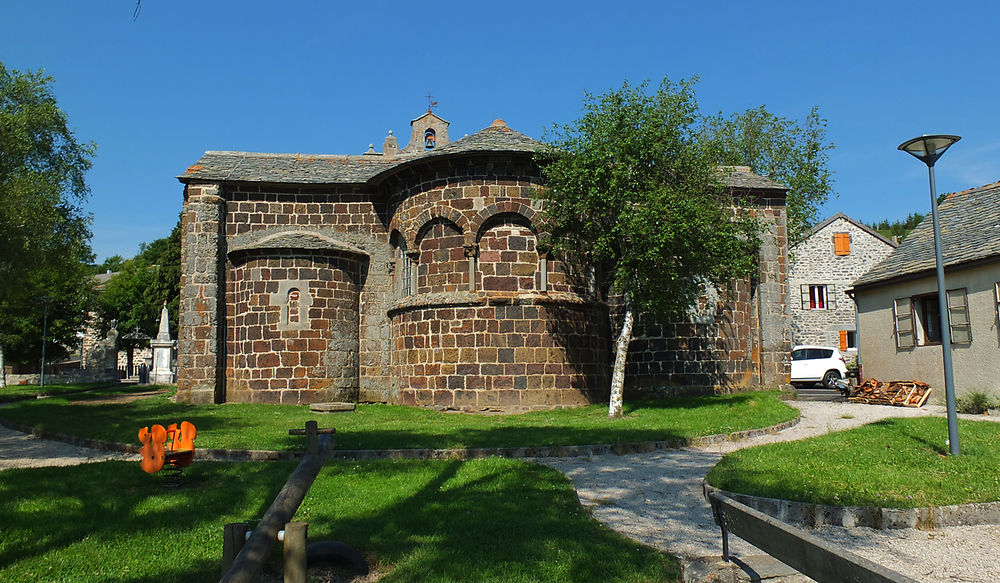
[847,379,932,408]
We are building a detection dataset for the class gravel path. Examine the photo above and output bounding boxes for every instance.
[540,401,1000,583]
[0,422,136,470]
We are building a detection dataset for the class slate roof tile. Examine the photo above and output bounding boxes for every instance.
[853,181,1000,288]
[177,121,785,192]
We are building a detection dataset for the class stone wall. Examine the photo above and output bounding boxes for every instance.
[623,194,791,395]
[176,184,225,404]
[221,186,395,404]
[390,295,609,410]
[225,251,363,404]
[789,215,896,362]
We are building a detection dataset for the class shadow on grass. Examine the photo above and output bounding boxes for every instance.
[0,461,297,582]
[0,459,679,583]
[299,458,679,583]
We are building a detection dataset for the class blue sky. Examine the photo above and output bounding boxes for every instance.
[4,1,998,262]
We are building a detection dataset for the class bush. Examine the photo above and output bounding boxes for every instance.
[956,391,996,415]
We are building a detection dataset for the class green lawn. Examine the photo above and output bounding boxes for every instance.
[706,417,1000,508]
[0,459,678,583]
[0,387,797,452]
[0,382,121,403]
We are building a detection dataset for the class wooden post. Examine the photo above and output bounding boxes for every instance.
[305,420,318,455]
[283,521,308,583]
[222,522,248,575]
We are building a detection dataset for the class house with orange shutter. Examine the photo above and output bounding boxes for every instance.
[788,212,897,364]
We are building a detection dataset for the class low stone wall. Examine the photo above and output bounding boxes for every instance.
[4,370,117,386]
[703,482,1000,529]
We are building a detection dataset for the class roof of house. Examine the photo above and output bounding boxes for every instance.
[716,166,787,191]
[177,120,787,192]
[794,211,898,250]
[853,181,1000,288]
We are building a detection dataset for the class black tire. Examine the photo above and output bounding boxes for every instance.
[306,540,369,575]
[822,370,841,389]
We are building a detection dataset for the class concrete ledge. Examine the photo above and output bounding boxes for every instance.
[0,415,800,462]
[703,482,1000,529]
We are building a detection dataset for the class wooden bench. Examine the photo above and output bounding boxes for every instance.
[708,491,919,583]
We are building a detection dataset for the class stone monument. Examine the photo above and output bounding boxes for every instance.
[150,302,176,384]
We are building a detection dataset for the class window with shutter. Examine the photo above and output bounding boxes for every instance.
[995,282,1000,325]
[894,298,914,348]
[802,284,828,309]
[839,330,848,351]
[833,233,851,255]
[946,288,972,344]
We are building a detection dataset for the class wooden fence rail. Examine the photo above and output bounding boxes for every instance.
[220,422,334,583]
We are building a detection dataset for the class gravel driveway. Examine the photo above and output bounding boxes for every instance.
[540,401,1000,583]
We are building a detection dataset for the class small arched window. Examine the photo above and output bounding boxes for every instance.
[287,289,301,324]
[424,129,436,150]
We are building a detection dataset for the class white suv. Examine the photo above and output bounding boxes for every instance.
[789,345,848,389]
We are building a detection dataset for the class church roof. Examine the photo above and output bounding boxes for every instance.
[853,181,1000,289]
[177,119,785,192]
[177,119,545,186]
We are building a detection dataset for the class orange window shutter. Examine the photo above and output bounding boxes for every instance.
[834,233,850,255]
[839,330,848,351]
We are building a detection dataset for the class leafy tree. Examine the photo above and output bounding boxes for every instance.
[90,254,127,275]
[0,62,96,387]
[703,105,835,244]
[869,212,925,242]
[538,78,760,418]
[95,218,181,341]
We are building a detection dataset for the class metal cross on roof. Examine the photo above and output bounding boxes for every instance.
[425,93,438,112]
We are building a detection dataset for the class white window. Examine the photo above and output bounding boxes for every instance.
[800,284,835,310]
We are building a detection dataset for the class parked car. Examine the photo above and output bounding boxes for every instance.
[789,345,848,389]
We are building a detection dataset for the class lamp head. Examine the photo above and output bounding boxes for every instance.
[898,134,961,167]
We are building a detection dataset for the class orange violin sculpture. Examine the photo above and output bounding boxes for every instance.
[165,421,197,468]
[138,421,197,474]
[138,424,168,474]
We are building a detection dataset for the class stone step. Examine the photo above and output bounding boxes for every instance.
[795,388,846,402]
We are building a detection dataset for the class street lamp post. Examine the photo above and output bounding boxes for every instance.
[898,134,961,456]
[40,295,52,388]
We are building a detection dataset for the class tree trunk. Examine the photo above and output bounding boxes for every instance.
[0,343,6,389]
[609,295,634,419]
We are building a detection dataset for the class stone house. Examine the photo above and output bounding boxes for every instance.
[788,212,897,363]
[175,112,791,410]
[851,181,1000,398]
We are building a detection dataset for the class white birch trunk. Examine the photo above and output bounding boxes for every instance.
[0,343,6,389]
[608,295,634,419]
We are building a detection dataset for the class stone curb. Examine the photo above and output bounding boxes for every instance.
[0,415,800,462]
[702,482,1000,530]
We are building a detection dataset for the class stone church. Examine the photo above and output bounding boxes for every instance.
[176,111,790,409]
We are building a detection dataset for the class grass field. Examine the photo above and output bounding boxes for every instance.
[706,416,1000,508]
[0,458,679,583]
[0,386,797,451]
[0,382,119,403]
